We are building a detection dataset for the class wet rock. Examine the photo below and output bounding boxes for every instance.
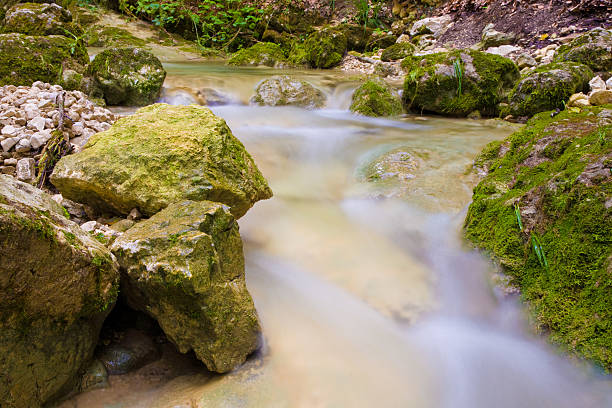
[51,104,272,219]
[465,105,612,370]
[365,149,419,182]
[503,62,592,117]
[0,175,119,407]
[402,49,519,117]
[89,47,166,106]
[409,15,452,38]
[1,3,81,37]
[0,33,88,87]
[350,79,402,117]
[228,42,287,67]
[79,360,108,392]
[97,329,161,375]
[553,28,612,72]
[111,200,261,373]
[251,75,326,109]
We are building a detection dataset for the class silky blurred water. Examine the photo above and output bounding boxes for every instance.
[63,62,612,408]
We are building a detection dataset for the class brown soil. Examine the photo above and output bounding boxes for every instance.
[436,0,612,48]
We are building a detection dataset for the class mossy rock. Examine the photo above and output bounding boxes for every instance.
[0,33,88,86]
[287,39,309,66]
[111,200,261,373]
[402,49,520,117]
[1,2,82,36]
[50,104,272,219]
[88,47,166,106]
[503,62,593,118]
[350,79,402,117]
[381,42,415,62]
[228,42,287,67]
[250,75,326,109]
[464,106,612,370]
[0,175,119,407]
[553,28,612,72]
[85,25,147,48]
[335,23,372,52]
[366,33,398,52]
[302,27,347,69]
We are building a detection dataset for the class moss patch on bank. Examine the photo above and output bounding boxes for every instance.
[465,105,612,370]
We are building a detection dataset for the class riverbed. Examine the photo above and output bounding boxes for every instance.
[61,62,612,408]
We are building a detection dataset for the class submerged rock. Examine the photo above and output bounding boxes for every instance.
[402,49,519,117]
[465,106,612,370]
[111,200,261,373]
[51,104,272,218]
[88,47,166,106]
[251,75,326,109]
[0,174,119,407]
[503,62,592,117]
[553,28,612,72]
[0,33,88,86]
[97,329,160,375]
[350,79,402,117]
[228,42,287,67]
[1,2,80,37]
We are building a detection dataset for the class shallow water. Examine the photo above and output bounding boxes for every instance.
[63,63,612,408]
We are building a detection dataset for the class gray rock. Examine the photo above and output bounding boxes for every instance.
[1,137,16,152]
[410,15,452,38]
[516,53,537,69]
[15,158,35,181]
[589,76,606,91]
[482,29,516,48]
[250,75,326,109]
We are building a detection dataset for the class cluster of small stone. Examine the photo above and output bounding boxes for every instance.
[568,75,612,108]
[0,82,116,180]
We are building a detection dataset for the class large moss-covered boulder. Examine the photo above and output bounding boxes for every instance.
[250,75,326,109]
[111,200,261,373]
[553,28,612,72]
[88,47,166,106]
[0,33,88,86]
[350,79,402,117]
[464,106,612,370]
[302,27,347,69]
[228,42,287,67]
[402,50,519,117]
[1,2,82,36]
[51,104,272,219]
[0,175,119,407]
[502,62,593,118]
[381,42,415,62]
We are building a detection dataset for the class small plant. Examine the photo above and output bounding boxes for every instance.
[531,232,549,271]
[514,202,523,231]
[61,28,86,56]
[453,58,464,96]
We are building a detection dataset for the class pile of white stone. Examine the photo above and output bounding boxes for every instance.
[568,76,612,108]
[0,82,116,154]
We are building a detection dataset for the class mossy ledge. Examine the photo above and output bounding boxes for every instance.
[464,105,612,370]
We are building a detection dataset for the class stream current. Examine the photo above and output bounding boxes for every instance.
[62,61,612,408]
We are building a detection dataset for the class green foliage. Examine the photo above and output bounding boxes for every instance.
[129,0,265,49]
[355,0,384,29]
[453,58,463,96]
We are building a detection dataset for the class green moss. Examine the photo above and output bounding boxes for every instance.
[61,206,70,219]
[1,2,83,37]
[553,28,612,72]
[350,79,402,117]
[302,27,347,69]
[0,33,88,86]
[86,26,147,48]
[227,42,286,67]
[465,106,612,370]
[287,40,309,66]
[63,231,80,248]
[381,42,415,62]
[88,47,165,106]
[92,232,107,244]
[502,62,593,118]
[402,49,519,117]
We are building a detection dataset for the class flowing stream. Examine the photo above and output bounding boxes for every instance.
[62,62,612,408]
